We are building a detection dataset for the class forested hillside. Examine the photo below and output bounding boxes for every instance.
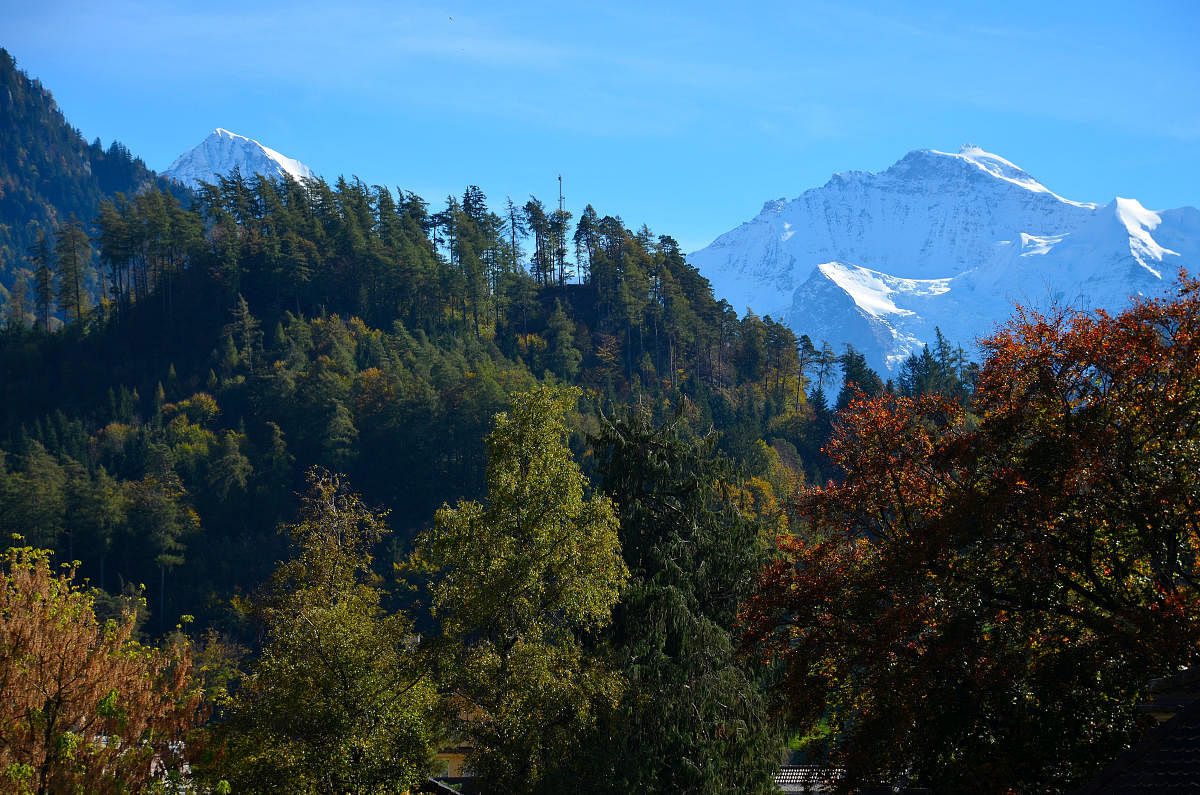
[0,167,853,633]
[3,8,1197,791]
[0,160,875,790]
[0,49,189,297]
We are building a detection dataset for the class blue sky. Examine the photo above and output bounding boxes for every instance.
[5,0,1199,252]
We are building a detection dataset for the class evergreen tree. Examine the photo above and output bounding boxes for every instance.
[502,196,527,275]
[97,196,131,308]
[835,344,884,410]
[816,340,837,391]
[574,204,599,282]
[29,229,55,331]
[522,198,551,285]
[549,205,573,285]
[229,294,263,372]
[577,407,782,794]
[3,270,31,329]
[545,300,582,380]
[53,217,92,325]
[207,430,253,501]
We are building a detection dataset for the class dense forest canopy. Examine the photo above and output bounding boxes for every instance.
[0,169,863,636]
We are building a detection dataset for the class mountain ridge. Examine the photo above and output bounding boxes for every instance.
[688,145,1199,374]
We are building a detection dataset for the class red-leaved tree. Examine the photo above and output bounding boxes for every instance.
[743,273,1200,792]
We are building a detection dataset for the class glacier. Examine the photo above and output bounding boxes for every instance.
[164,128,315,189]
[688,145,1200,375]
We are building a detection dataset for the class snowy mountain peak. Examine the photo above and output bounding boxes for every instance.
[689,146,1199,375]
[164,129,315,188]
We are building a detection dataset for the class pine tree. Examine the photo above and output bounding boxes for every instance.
[574,204,599,282]
[545,299,582,380]
[229,294,262,372]
[523,197,551,285]
[53,217,92,325]
[503,196,527,275]
[550,206,573,285]
[96,196,131,308]
[816,340,837,391]
[836,344,884,410]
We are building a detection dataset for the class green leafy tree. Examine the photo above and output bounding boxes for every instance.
[216,470,440,794]
[421,385,627,793]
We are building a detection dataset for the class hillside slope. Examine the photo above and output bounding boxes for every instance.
[0,49,189,292]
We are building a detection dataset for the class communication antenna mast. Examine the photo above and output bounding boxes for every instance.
[558,174,565,213]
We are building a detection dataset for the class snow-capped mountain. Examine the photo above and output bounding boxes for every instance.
[163,128,315,188]
[688,145,1200,374]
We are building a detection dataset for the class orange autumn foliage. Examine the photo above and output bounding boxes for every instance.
[743,273,1200,792]
[0,544,205,793]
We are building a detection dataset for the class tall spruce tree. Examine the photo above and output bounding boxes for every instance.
[4,271,31,329]
[835,343,884,410]
[571,406,782,794]
[545,299,582,380]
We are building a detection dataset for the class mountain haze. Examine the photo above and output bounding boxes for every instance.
[164,128,315,188]
[689,145,1200,373]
